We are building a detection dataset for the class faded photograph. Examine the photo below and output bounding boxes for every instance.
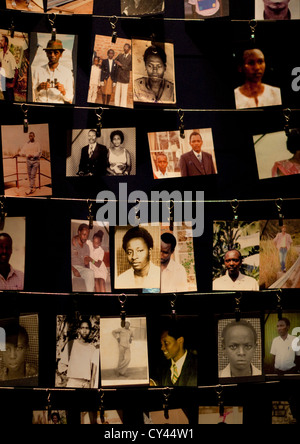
[132,39,176,105]
[67,128,136,177]
[160,223,197,293]
[254,129,300,179]
[272,401,299,424]
[148,128,217,178]
[71,220,111,293]
[100,317,149,387]
[114,225,160,291]
[260,220,300,289]
[184,0,229,19]
[1,124,52,197]
[46,0,94,14]
[255,0,300,20]
[144,409,189,424]
[88,36,133,109]
[81,410,123,424]
[198,406,243,424]
[0,314,38,386]
[5,0,43,11]
[0,217,25,291]
[218,317,262,380]
[0,30,29,102]
[29,33,76,104]
[121,0,164,16]
[32,410,67,424]
[55,314,100,388]
[213,221,260,291]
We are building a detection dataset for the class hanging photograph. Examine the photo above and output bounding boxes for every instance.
[132,38,176,105]
[55,314,100,388]
[254,129,300,179]
[184,0,230,19]
[264,312,300,377]
[149,315,198,387]
[114,224,160,291]
[5,0,43,12]
[272,401,298,424]
[100,316,149,387]
[212,221,260,291]
[46,0,94,14]
[66,127,136,177]
[0,29,29,102]
[259,219,300,290]
[1,124,52,197]
[121,0,164,16]
[198,406,243,424]
[71,219,111,293]
[148,128,217,178]
[88,35,133,109]
[0,217,25,291]
[218,316,263,382]
[255,0,300,20]
[81,410,123,424]
[28,32,77,104]
[144,409,189,424]
[233,47,282,109]
[0,313,38,386]
[32,410,67,424]
[160,222,197,293]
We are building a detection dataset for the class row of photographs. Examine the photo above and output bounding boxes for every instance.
[0,30,286,109]
[2,217,300,292]
[1,124,299,199]
[1,312,300,389]
[31,402,297,424]
[2,0,299,22]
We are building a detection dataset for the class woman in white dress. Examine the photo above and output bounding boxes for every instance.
[107,130,132,176]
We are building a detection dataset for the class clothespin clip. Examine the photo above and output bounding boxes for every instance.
[48,14,56,41]
[21,103,29,133]
[46,390,52,411]
[110,16,118,44]
[87,200,93,229]
[151,33,156,46]
[276,290,283,320]
[9,19,15,39]
[167,199,174,232]
[134,198,141,226]
[178,109,185,139]
[235,294,242,322]
[249,20,257,42]
[99,389,105,424]
[275,198,284,227]
[231,199,239,229]
[118,294,127,326]
[0,197,7,231]
[215,385,224,418]
[163,387,171,420]
[283,109,291,136]
[95,108,103,138]
[170,294,177,319]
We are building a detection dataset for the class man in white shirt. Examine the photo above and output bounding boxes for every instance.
[160,232,189,293]
[18,131,42,195]
[273,225,293,272]
[88,56,101,103]
[154,153,169,179]
[0,34,18,101]
[270,317,300,375]
[213,249,259,291]
[32,39,74,104]
[112,321,134,377]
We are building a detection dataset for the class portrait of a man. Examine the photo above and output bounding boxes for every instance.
[255,0,300,20]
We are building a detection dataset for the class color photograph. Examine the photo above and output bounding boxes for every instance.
[46,0,94,14]
[184,0,229,19]
[198,406,243,424]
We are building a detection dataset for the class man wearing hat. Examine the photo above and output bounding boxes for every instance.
[31,39,74,104]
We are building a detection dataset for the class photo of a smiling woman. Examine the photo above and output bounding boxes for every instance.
[133,40,176,105]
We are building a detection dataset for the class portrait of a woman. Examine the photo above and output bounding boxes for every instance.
[107,130,132,176]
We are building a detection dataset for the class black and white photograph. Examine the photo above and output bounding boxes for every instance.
[0,217,25,291]
[255,0,300,20]
[272,401,299,424]
[254,129,300,179]
[46,0,94,14]
[55,314,100,388]
[218,317,263,382]
[233,47,282,109]
[71,219,111,293]
[148,128,217,179]
[121,0,164,16]
[1,124,52,197]
[88,35,133,109]
[32,410,67,424]
[5,0,43,12]
[67,128,136,177]
[114,224,161,292]
[29,32,77,104]
[213,221,260,292]
[0,29,29,102]
[80,410,123,424]
[132,38,176,105]
[100,317,149,387]
[149,316,198,387]
[264,312,300,376]
[184,0,229,19]
[0,314,38,386]
[198,406,243,424]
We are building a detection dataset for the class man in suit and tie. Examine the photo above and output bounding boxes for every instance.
[179,131,216,177]
[77,129,108,177]
[114,43,132,108]
[100,49,118,105]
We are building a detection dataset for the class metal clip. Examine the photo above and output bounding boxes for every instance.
[46,390,52,411]
[215,385,224,418]
[231,199,239,228]
[170,294,177,319]
[110,16,118,43]
[163,387,171,420]
[235,294,242,322]
[0,197,7,231]
[99,389,105,424]
[275,198,284,227]
[48,13,56,40]
[95,107,103,138]
[283,109,291,136]
[21,103,29,133]
[167,199,174,232]
[178,109,185,139]
[9,19,15,39]
[249,20,257,42]
[276,290,283,320]
[87,200,93,229]
[118,294,127,326]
